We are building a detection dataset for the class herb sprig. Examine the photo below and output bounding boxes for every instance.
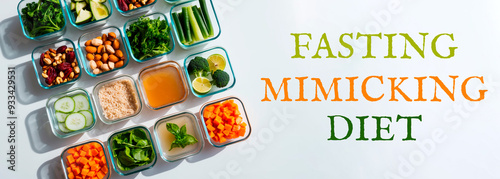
[166,123,198,151]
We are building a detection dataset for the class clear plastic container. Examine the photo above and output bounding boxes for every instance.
[123,13,175,63]
[60,140,111,179]
[112,0,157,16]
[92,75,142,124]
[31,38,82,89]
[184,47,236,98]
[169,0,221,49]
[153,112,204,162]
[137,61,189,110]
[46,88,96,138]
[77,26,130,77]
[64,0,113,30]
[199,96,252,148]
[17,0,67,41]
[107,126,157,175]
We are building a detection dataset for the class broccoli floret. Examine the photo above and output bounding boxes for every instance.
[212,69,230,88]
[188,56,210,77]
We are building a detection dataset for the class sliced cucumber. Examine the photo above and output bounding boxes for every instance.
[58,122,71,133]
[54,96,75,113]
[90,0,109,21]
[72,94,90,112]
[55,112,69,123]
[79,110,94,127]
[65,113,86,131]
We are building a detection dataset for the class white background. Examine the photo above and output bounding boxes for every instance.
[2,0,500,178]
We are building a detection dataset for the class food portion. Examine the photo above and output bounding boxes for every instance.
[39,45,80,87]
[117,0,154,12]
[126,15,172,60]
[203,99,247,143]
[53,93,94,133]
[140,65,186,109]
[156,115,199,158]
[97,79,140,120]
[84,31,125,75]
[69,0,109,25]
[171,0,214,45]
[21,0,65,37]
[187,54,230,94]
[64,142,108,179]
[110,128,155,171]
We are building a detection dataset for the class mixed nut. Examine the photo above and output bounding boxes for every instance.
[117,0,155,11]
[40,45,80,86]
[84,32,125,75]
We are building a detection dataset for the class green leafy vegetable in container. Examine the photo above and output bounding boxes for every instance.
[111,128,155,171]
[21,0,65,37]
[126,15,172,60]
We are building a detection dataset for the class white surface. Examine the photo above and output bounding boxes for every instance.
[2,0,500,178]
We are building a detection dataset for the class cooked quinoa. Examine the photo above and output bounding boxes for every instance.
[98,79,140,120]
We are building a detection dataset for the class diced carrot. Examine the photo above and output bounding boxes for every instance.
[238,127,246,136]
[72,151,80,158]
[219,137,227,143]
[222,130,230,136]
[88,160,96,167]
[67,155,76,164]
[207,124,215,131]
[101,156,106,165]
[79,150,87,158]
[84,164,90,169]
[224,124,232,131]
[203,110,212,119]
[217,124,224,130]
[92,177,98,179]
[89,149,99,156]
[232,125,240,132]
[70,163,77,169]
[91,143,100,149]
[97,171,105,179]
[68,148,77,154]
[91,164,100,172]
[235,116,243,124]
[75,176,82,179]
[88,171,96,177]
[209,131,215,138]
[98,151,104,157]
[233,109,241,116]
[101,165,108,174]
[78,157,88,165]
[240,122,247,127]
[68,172,75,179]
[82,144,90,153]
[75,146,83,151]
[72,167,81,175]
[67,167,72,173]
[81,168,90,176]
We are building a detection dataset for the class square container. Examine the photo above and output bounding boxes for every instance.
[46,88,96,138]
[153,112,204,162]
[137,61,189,110]
[107,126,157,175]
[199,96,251,148]
[60,140,111,179]
[164,0,189,4]
[169,0,221,49]
[113,0,157,16]
[77,26,130,77]
[184,47,236,98]
[123,13,175,63]
[92,75,142,124]
[17,0,67,41]
[31,38,82,89]
[64,0,113,30]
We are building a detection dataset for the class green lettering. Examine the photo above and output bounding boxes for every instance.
[400,32,428,59]
[432,33,457,59]
[291,33,312,59]
[356,32,382,58]
[338,33,354,58]
[312,33,336,58]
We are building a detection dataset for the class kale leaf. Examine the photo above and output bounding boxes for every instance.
[126,16,172,60]
[21,0,64,37]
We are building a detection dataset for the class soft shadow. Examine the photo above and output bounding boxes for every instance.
[186,136,224,163]
[131,106,171,124]
[25,108,82,153]
[0,16,47,60]
[141,159,182,177]
[111,171,139,179]
[15,61,72,105]
[86,116,128,138]
[174,91,212,110]
[37,156,65,179]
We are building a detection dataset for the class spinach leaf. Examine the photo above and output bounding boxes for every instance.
[21,0,64,37]
[111,128,155,171]
[166,123,198,151]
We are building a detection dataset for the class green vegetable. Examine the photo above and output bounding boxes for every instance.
[191,6,208,38]
[181,7,192,44]
[165,123,198,151]
[126,16,172,60]
[199,0,213,36]
[186,6,203,41]
[21,0,65,37]
[172,12,185,44]
[187,56,210,78]
[111,128,155,171]
[212,69,230,88]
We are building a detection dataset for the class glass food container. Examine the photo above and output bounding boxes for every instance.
[60,140,111,179]
[64,0,113,30]
[112,0,157,16]
[17,0,67,41]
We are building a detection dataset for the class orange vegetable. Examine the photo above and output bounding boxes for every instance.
[65,142,107,179]
[203,100,247,143]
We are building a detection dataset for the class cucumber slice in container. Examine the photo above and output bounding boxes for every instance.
[54,96,75,113]
[55,112,69,123]
[58,122,72,133]
[79,110,94,127]
[72,94,90,112]
[65,113,86,131]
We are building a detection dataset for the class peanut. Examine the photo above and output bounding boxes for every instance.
[86,53,95,61]
[93,68,101,75]
[43,58,52,65]
[102,53,109,63]
[105,45,115,54]
[95,54,102,61]
[74,66,80,74]
[115,50,124,58]
[108,61,115,70]
[96,60,103,68]
[69,72,75,79]
[42,72,48,78]
[85,46,97,53]
[85,40,92,46]
[113,39,120,50]
[108,54,119,62]
[56,77,63,84]
[101,64,110,71]
[91,38,103,46]
[89,60,97,69]
[108,32,116,40]
[115,61,124,68]
[97,45,104,54]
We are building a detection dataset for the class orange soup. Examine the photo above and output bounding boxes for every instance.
[141,66,186,108]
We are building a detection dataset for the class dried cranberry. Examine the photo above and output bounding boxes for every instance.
[45,67,57,85]
[56,45,67,54]
[39,53,45,66]
[63,68,73,79]
[57,62,71,71]
[66,51,75,63]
